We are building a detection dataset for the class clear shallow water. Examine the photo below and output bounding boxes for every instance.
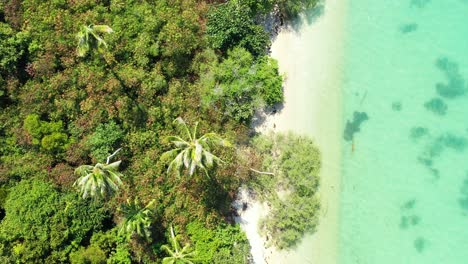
[339,0,468,263]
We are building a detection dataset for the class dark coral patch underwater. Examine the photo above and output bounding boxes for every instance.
[424,98,447,116]
[435,57,466,99]
[344,111,369,141]
[400,23,418,34]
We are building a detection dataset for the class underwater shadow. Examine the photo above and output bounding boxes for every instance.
[410,0,431,9]
[459,173,468,215]
[434,57,466,99]
[343,111,369,142]
[424,97,448,116]
[414,237,428,253]
[399,23,418,34]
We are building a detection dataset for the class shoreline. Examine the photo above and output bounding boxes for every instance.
[236,0,347,263]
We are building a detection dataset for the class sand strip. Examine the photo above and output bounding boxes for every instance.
[236,0,347,263]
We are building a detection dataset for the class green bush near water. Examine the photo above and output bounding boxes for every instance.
[252,132,321,249]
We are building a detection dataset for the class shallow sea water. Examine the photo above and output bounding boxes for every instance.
[339,0,468,263]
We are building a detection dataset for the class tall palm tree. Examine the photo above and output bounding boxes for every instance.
[76,24,113,57]
[161,117,231,178]
[119,198,156,240]
[161,225,196,264]
[73,149,123,199]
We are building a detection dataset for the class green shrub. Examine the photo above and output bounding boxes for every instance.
[201,47,283,123]
[107,245,132,264]
[186,221,250,264]
[80,230,132,264]
[206,2,270,57]
[0,152,53,182]
[69,245,106,264]
[41,132,70,152]
[251,132,321,249]
[23,114,71,153]
[85,121,124,162]
[0,179,108,262]
[0,22,29,76]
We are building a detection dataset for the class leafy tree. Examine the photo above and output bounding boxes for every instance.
[161,225,196,264]
[76,24,113,57]
[0,180,107,262]
[73,149,123,199]
[186,221,250,264]
[87,229,132,264]
[69,245,107,264]
[206,2,270,56]
[118,198,156,241]
[201,47,283,123]
[238,0,276,15]
[85,121,124,162]
[161,118,231,178]
[23,114,71,153]
[0,22,29,97]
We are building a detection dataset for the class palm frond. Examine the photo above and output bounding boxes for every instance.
[164,118,230,178]
[92,25,114,33]
[174,117,193,141]
[161,148,181,160]
[76,24,112,57]
[74,159,123,199]
[105,160,121,170]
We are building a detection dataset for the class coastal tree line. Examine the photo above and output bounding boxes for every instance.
[0,0,321,262]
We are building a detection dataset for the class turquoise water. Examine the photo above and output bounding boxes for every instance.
[339,0,468,263]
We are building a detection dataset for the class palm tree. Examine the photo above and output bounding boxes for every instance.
[119,198,156,240]
[76,24,113,57]
[73,149,123,199]
[161,225,196,264]
[161,117,231,178]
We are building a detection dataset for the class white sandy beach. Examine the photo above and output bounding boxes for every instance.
[235,0,347,263]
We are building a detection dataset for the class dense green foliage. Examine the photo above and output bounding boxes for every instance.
[239,0,321,18]
[198,47,283,122]
[76,24,113,57]
[206,1,270,57]
[85,121,124,162]
[119,198,156,240]
[161,225,196,264]
[186,222,250,264]
[252,132,322,249]
[0,0,316,261]
[23,114,72,154]
[0,180,107,263]
[69,245,107,264]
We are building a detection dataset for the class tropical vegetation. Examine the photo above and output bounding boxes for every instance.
[0,0,320,262]
[252,132,322,249]
[162,117,231,178]
[161,225,196,264]
[73,149,124,200]
[119,198,156,240]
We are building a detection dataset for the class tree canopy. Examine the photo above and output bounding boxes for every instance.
[0,0,317,262]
